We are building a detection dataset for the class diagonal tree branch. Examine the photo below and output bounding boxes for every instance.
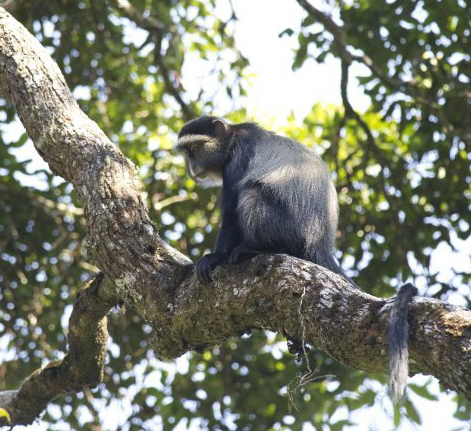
[0,0,15,13]
[340,60,377,145]
[0,7,470,426]
[0,274,117,426]
[153,37,196,122]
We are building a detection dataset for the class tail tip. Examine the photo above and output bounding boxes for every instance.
[388,378,406,404]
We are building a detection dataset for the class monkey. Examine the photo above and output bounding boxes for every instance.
[177,116,416,403]
[176,115,354,284]
[388,283,417,403]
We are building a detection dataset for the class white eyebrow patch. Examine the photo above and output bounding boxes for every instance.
[177,134,213,148]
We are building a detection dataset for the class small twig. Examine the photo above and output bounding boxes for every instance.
[295,0,408,90]
[153,39,196,122]
[340,60,397,213]
[111,0,165,31]
[0,0,15,12]
[286,285,334,413]
[340,60,376,147]
[109,0,196,121]
[153,194,193,211]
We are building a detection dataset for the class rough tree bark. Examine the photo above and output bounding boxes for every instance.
[0,7,470,426]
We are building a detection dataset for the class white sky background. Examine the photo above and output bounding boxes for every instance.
[229,0,370,119]
[181,0,370,121]
[3,0,470,430]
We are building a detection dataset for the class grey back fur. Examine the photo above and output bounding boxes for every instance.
[237,129,338,268]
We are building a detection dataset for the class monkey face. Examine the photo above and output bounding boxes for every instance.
[177,132,226,188]
[184,152,222,188]
[176,116,234,188]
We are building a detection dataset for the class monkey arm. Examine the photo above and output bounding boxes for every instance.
[196,185,243,282]
[214,185,243,258]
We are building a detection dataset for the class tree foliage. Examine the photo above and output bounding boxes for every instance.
[0,0,470,429]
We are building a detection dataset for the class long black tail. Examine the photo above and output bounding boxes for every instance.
[388,283,417,403]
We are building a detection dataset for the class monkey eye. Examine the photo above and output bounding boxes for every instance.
[189,142,203,154]
[178,139,205,155]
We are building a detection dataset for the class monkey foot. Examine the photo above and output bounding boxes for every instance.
[228,244,259,265]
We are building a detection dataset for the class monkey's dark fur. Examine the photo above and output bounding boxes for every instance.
[388,283,417,403]
[177,116,353,284]
[177,116,416,402]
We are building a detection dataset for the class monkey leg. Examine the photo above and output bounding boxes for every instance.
[228,243,260,264]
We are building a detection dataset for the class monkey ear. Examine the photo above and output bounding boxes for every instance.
[212,117,228,135]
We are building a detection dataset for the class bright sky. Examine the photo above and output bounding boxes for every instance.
[4,0,470,430]
[231,0,370,120]
[181,0,370,123]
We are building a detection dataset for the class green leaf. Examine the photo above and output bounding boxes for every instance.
[408,383,438,401]
[393,403,401,427]
[404,399,422,424]
[279,28,294,38]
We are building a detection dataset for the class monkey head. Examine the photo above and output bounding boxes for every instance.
[176,116,231,188]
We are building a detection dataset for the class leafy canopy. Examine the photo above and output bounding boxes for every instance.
[0,0,469,429]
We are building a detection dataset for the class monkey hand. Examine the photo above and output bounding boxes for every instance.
[196,253,223,283]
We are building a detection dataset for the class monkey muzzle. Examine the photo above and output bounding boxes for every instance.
[194,171,223,188]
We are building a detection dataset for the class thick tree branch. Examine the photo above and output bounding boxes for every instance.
[0,274,117,426]
[0,7,470,425]
[0,6,190,274]
[149,255,471,398]
[0,0,15,13]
